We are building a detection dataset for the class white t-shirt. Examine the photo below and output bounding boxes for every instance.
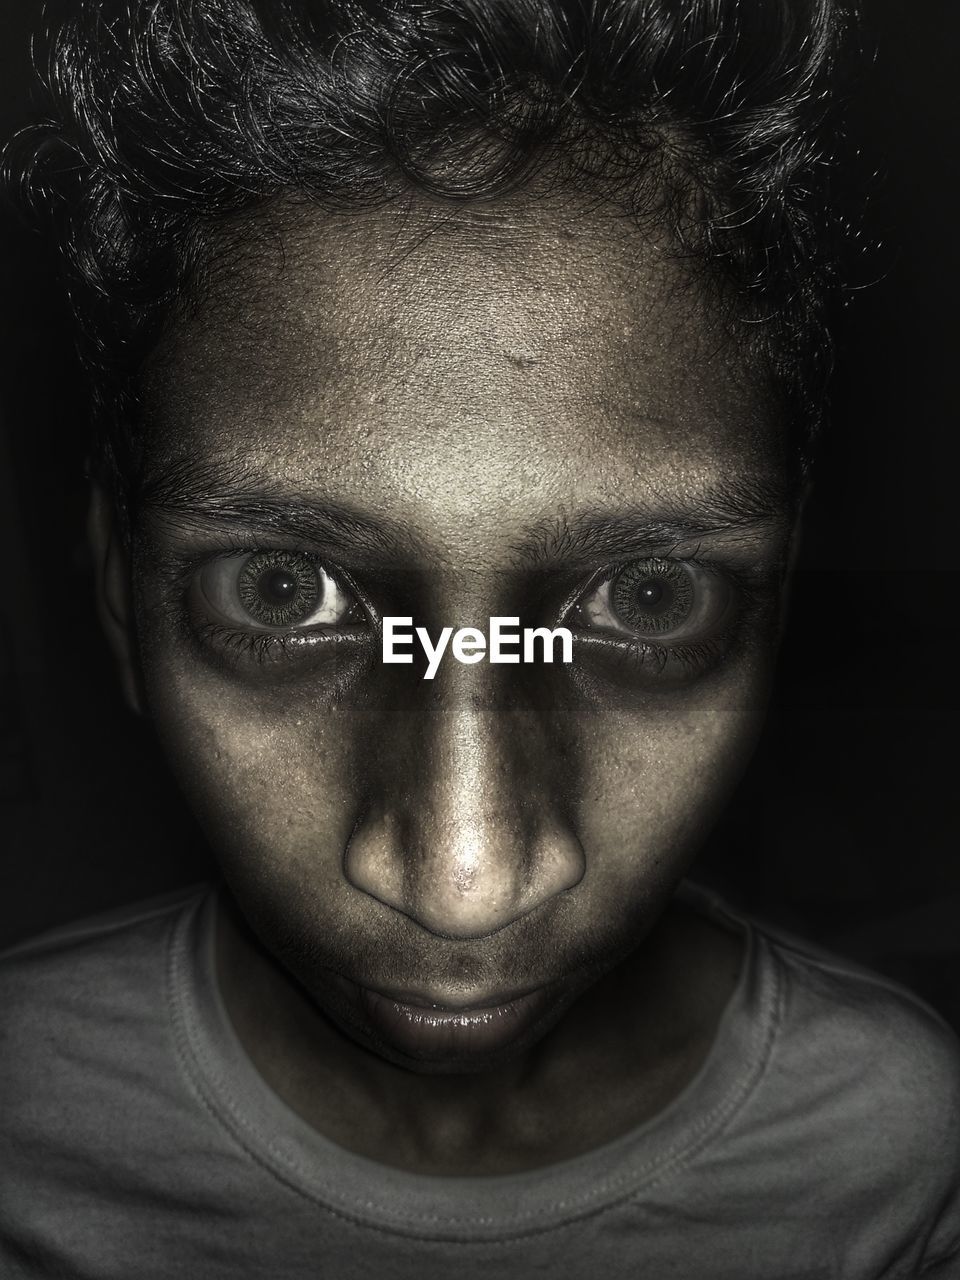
[1,883,959,1279]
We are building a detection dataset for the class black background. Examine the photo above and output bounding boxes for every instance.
[1,3,958,1024]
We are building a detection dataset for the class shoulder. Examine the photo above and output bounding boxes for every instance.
[0,888,225,1268]
[755,919,960,1266]
[765,925,960,1116]
[0,883,208,959]
[684,883,960,1126]
[0,883,207,983]
[682,883,960,1268]
[0,886,212,1185]
[0,885,209,1083]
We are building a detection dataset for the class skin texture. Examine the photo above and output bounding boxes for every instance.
[91,189,796,1174]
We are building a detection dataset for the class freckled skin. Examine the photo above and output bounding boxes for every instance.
[93,191,795,1175]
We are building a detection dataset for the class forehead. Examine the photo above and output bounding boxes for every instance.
[142,193,786,540]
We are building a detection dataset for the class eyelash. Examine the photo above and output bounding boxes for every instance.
[194,623,295,664]
[592,631,730,679]
[191,621,359,669]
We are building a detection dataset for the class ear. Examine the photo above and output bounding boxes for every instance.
[87,485,145,715]
[786,475,814,576]
[777,477,812,632]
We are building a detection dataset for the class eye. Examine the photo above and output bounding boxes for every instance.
[575,557,732,642]
[196,550,361,631]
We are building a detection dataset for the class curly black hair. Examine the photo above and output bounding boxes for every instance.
[8,0,858,504]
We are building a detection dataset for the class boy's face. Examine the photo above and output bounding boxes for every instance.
[103,195,794,1073]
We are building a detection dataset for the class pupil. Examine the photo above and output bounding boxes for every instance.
[637,580,665,609]
[259,569,299,604]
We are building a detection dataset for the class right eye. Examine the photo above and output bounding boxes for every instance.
[573,557,733,643]
[196,550,362,632]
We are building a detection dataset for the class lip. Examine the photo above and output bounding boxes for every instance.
[358,983,555,1061]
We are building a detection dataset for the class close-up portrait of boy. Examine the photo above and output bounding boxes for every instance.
[0,0,958,1277]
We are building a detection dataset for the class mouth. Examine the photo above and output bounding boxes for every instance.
[354,982,557,1062]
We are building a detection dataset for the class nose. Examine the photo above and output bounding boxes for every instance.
[343,680,585,940]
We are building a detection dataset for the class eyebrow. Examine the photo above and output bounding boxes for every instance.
[515,475,794,567]
[137,455,425,567]
[138,456,794,569]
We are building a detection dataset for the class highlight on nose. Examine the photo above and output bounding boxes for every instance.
[343,809,585,940]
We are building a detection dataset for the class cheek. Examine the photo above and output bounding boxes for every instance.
[139,646,360,898]
[573,660,770,899]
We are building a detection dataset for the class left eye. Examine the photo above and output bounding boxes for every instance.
[575,557,732,642]
[196,550,360,631]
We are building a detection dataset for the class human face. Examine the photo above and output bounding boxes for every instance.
[115,194,794,1073]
